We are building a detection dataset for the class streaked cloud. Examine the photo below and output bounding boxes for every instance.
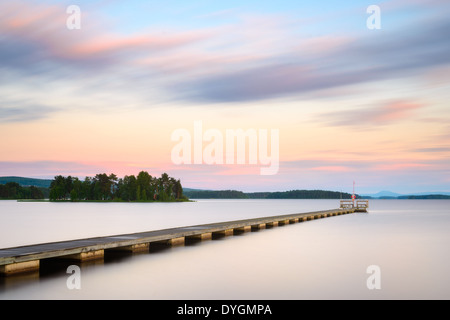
[0,3,445,92]
[320,100,424,127]
[411,147,450,153]
[0,1,209,69]
[0,104,56,123]
[1,1,449,108]
[0,160,165,179]
[0,161,104,179]
[175,15,450,102]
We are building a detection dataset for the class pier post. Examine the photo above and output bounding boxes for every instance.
[150,237,185,250]
[169,237,185,246]
[251,224,266,231]
[234,226,251,234]
[60,249,104,262]
[0,260,40,276]
[108,243,150,253]
[212,229,234,239]
[266,221,278,228]
[278,219,290,226]
[186,233,212,242]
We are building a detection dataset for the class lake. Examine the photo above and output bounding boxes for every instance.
[1,199,449,300]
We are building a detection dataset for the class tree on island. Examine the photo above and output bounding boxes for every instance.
[49,171,188,202]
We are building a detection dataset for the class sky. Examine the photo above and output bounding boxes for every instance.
[0,0,449,194]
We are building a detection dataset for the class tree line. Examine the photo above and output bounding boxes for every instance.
[49,171,187,202]
[0,182,45,200]
[183,189,357,199]
[183,190,249,199]
[248,190,357,199]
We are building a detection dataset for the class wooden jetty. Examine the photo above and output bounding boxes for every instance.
[0,206,367,276]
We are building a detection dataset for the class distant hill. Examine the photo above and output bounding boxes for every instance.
[183,189,356,199]
[361,190,450,199]
[0,177,50,199]
[0,176,52,188]
[182,188,204,193]
[183,189,249,199]
[361,190,402,198]
[405,191,450,196]
[182,188,450,200]
[397,194,450,199]
[248,190,355,199]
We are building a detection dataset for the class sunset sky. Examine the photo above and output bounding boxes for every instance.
[1,0,449,194]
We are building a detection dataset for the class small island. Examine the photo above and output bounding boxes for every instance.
[48,171,189,202]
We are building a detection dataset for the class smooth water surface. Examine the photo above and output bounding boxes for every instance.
[1,199,449,300]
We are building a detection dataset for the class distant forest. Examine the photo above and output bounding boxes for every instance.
[183,189,450,199]
[397,194,450,199]
[0,182,46,200]
[183,189,358,199]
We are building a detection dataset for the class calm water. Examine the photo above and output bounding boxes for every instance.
[1,199,449,300]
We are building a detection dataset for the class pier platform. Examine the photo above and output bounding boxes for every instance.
[340,199,369,212]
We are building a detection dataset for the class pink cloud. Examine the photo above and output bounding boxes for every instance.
[310,166,353,172]
[0,1,211,67]
[323,100,425,127]
[372,101,423,123]
[69,32,210,58]
[137,51,265,77]
[373,163,430,171]
[293,35,354,57]
[214,165,261,176]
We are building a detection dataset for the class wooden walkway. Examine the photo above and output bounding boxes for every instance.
[0,207,359,276]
